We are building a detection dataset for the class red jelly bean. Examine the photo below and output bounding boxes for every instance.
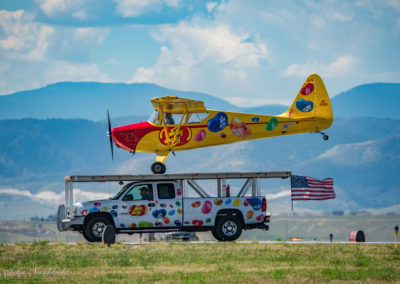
[201,200,212,214]
[192,201,201,208]
[192,220,204,226]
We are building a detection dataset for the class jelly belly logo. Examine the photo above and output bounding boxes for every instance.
[159,126,191,146]
[129,205,148,216]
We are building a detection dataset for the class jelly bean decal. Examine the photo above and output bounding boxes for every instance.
[256,214,264,221]
[220,133,226,138]
[93,202,101,207]
[229,118,252,139]
[155,221,163,227]
[192,220,204,226]
[194,129,206,142]
[81,209,87,216]
[175,220,182,227]
[265,117,278,131]
[225,199,232,205]
[233,199,241,206]
[120,223,126,228]
[89,207,98,213]
[249,197,262,211]
[282,124,289,130]
[177,188,182,196]
[101,206,108,212]
[296,99,314,113]
[168,209,176,216]
[152,209,167,218]
[214,199,223,206]
[207,112,228,132]
[300,83,314,95]
[206,218,211,223]
[244,198,250,206]
[129,205,148,216]
[201,200,212,214]
[139,221,153,227]
[192,201,201,208]
[252,117,260,122]
[160,203,166,208]
[163,217,170,224]
[169,204,174,208]
[112,205,118,210]
[178,209,183,214]
[247,210,254,219]
[111,210,118,218]
[175,201,181,206]
[129,223,136,228]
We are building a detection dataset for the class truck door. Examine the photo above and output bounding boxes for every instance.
[117,183,156,229]
[155,182,183,228]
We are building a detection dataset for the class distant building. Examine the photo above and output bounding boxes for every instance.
[332,210,344,216]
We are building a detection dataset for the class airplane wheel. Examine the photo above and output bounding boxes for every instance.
[323,135,329,141]
[151,162,166,174]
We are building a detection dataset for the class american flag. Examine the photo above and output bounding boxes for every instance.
[290,175,335,201]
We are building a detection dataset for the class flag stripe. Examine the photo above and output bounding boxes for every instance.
[292,196,336,201]
[292,194,336,197]
[292,190,335,193]
[291,175,335,202]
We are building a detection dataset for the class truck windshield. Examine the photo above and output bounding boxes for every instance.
[111,182,134,200]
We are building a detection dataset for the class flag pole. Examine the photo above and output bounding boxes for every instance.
[291,197,294,212]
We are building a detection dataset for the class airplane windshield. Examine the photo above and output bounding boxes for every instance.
[187,112,209,124]
[149,111,160,125]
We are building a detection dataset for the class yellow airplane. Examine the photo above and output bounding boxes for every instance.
[107,74,333,174]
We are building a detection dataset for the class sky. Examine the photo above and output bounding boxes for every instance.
[0,0,399,106]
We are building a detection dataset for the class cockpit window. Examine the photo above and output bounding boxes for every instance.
[149,111,160,125]
[187,112,209,124]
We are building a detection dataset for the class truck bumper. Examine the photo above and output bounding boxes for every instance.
[57,204,84,232]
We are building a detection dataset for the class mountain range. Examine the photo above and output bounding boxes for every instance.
[0,81,399,219]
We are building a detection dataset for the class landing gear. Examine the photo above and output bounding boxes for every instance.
[314,131,329,141]
[151,162,166,174]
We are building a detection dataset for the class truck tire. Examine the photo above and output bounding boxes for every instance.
[214,215,243,241]
[84,216,112,242]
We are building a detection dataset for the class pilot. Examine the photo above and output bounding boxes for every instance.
[165,113,175,124]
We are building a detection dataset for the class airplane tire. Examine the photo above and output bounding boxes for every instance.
[323,135,329,141]
[151,162,166,174]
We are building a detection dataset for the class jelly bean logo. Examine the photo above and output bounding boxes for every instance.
[247,210,254,219]
[207,112,228,132]
[201,201,212,214]
[265,118,278,131]
[194,129,206,142]
[81,209,87,216]
[256,214,264,221]
[93,202,101,207]
[168,209,175,216]
[177,189,182,196]
[192,201,201,208]
[139,221,153,227]
[214,199,223,206]
[129,223,136,228]
[252,117,260,122]
[152,209,167,218]
[129,205,148,216]
[225,199,232,205]
[300,83,314,95]
[249,197,262,211]
[296,99,314,113]
[159,126,192,146]
[192,220,204,226]
[244,198,250,207]
[175,220,182,227]
[229,118,252,139]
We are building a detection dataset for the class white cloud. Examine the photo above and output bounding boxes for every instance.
[206,2,218,13]
[35,0,94,20]
[113,0,181,17]
[0,188,110,204]
[283,56,358,78]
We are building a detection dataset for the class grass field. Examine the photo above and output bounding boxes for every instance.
[0,243,399,283]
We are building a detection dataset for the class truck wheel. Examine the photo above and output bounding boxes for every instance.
[151,162,166,174]
[214,215,242,241]
[84,216,112,242]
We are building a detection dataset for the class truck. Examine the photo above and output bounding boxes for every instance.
[57,171,290,242]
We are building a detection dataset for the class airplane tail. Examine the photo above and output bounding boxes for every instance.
[281,74,333,131]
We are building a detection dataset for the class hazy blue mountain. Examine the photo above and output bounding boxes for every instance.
[0,81,399,121]
[0,117,399,213]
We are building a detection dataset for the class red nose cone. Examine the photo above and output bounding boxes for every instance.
[112,124,138,152]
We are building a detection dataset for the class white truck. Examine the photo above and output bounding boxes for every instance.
[57,171,290,242]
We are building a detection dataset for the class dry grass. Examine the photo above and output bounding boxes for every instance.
[0,242,399,283]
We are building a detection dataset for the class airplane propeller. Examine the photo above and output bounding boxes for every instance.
[107,108,114,160]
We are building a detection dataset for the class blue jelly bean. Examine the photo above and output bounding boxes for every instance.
[252,117,260,122]
[112,205,118,209]
[120,223,126,228]
[174,220,182,227]
[111,210,118,218]
[152,209,167,218]
[296,99,314,112]
[168,209,175,216]
[225,199,232,205]
[89,207,98,213]
[207,112,228,132]
[249,197,262,211]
